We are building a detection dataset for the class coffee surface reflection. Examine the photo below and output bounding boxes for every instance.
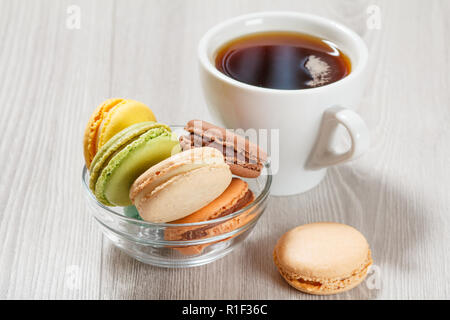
[215,31,351,90]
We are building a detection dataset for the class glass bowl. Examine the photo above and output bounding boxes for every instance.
[82,125,272,268]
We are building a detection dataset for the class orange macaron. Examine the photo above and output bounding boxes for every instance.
[166,177,255,255]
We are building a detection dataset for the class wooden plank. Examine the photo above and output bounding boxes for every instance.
[0,0,115,299]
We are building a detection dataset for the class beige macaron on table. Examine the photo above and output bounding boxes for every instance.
[274,223,372,295]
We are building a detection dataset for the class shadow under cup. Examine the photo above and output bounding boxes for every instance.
[198,12,369,196]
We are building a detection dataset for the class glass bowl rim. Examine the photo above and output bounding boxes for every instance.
[82,153,272,228]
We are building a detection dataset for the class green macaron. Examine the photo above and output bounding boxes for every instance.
[89,122,181,206]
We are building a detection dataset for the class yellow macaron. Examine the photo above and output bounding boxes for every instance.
[273,222,372,295]
[83,98,156,169]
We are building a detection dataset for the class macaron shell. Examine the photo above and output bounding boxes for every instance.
[227,162,262,178]
[129,147,225,202]
[185,120,267,162]
[96,99,156,150]
[83,98,123,169]
[274,222,370,280]
[136,164,232,223]
[95,129,181,206]
[89,122,167,193]
[274,250,371,295]
[181,120,267,177]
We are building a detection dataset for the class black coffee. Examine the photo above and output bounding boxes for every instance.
[215,31,351,90]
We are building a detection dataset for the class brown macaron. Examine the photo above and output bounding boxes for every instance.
[165,178,255,255]
[273,222,373,295]
[180,120,267,178]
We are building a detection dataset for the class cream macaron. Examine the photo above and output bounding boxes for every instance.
[273,222,372,295]
[129,147,232,223]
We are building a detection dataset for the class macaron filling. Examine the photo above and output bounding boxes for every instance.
[274,250,373,293]
[180,133,261,166]
[177,189,254,240]
[214,189,253,219]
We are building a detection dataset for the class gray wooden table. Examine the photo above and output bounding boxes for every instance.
[0,0,449,300]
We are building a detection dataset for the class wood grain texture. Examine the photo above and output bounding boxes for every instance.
[0,0,449,299]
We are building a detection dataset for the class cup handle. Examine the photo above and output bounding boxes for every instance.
[307,106,370,169]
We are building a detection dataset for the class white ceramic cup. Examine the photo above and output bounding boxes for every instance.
[198,11,370,196]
